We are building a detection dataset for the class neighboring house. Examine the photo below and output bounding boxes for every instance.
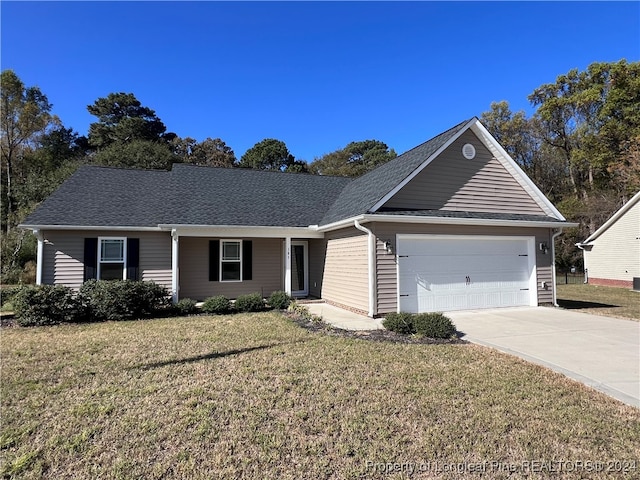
[21,118,577,316]
[577,191,640,289]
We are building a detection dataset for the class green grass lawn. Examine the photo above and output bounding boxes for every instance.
[2,313,639,479]
[557,284,640,321]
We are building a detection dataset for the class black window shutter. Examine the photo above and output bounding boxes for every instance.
[84,238,98,281]
[126,238,140,280]
[243,240,252,281]
[209,240,219,281]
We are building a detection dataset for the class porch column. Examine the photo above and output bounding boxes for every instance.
[284,237,292,295]
[34,229,43,285]
[171,229,179,303]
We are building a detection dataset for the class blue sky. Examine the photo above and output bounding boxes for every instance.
[2,1,638,162]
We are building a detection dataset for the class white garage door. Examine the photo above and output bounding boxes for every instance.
[397,235,536,313]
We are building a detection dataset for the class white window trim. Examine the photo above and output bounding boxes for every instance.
[220,239,242,283]
[97,237,127,281]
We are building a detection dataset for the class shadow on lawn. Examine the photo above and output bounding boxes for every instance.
[557,298,619,310]
[135,340,305,370]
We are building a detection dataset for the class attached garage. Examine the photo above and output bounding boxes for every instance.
[397,235,537,312]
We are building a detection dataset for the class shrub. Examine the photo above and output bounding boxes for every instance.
[78,279,170,321]
[201,295,231,314]
[13,285,80,326]
[382,312,415,334]
[267,290,292,310]
[173,298,199,316]
[0,286,21,308]
[287,301,322,323]
[413,312,456,338]
[234,292,265,312]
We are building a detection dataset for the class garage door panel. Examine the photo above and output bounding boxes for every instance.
[398,236,534,313]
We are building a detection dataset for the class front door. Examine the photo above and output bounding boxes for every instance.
[291,241,308,297]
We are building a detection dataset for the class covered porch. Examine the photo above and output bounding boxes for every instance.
[162,225,325,302]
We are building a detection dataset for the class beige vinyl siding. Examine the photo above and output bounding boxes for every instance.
[585,201,640,282]
[41,230,172,290]
[42,232,84,288]
[382,130,545,215]
[321,227,369,312]
[535,229,554,304]
[138,234,172,289]
[308,238,326,298]
[179,237,283,301]
[370,222,554,314]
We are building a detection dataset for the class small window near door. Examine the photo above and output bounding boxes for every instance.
[99,238,126,280]
[221,240,242,281]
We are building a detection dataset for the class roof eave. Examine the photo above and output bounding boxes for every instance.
[469,120,566,221]
[360,214,578,229]
[580,191,640,244]
[158,224,325,238]
[369,118,477,213]
[19,224,163,232]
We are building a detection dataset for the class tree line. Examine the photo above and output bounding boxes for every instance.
[1,60,639,283]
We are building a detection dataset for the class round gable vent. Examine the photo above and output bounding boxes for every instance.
[462,143,476,159]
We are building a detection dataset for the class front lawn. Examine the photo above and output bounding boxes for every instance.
[2,313,639,479]
[557,284,640,321]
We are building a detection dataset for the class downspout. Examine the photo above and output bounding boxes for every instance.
[354,220,376,317]
[551,228,563,307]
[575,242,588,284]
[34,229,43,285]
[171,229,179,304]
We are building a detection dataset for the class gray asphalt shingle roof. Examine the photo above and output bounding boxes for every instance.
[23,118,558,230]
[23,164,353,228]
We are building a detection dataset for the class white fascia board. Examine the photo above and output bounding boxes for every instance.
[18,224,162,232]
[361,214,578,229]
[470,120,566,221]
[369,118,477,213]
[158,224,325,239]
[581,191,640,244]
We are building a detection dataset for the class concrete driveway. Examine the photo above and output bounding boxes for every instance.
[446,307,640,408]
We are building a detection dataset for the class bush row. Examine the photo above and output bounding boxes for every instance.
[11,283,293,326]
[12,280,171,327]
[382,312,456,338]
[200,291,292,314]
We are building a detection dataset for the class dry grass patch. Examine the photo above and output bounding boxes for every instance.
[557,284,640,321]
[2,313,639,479]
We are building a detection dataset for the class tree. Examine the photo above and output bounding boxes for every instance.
[309,140,397,177]
[481,101,568,203]
[87,92,170,150]
[86,92,178,170]
[1,70,54,233]
[528,60,640,202]
[528,60,640,237]
[92,139,176,170]
[238,138,296,170]
[185,137,237,167]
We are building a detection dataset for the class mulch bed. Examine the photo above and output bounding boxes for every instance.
[284,312,467,345]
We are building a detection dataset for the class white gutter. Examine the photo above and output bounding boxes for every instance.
[354,219,376,317]
[317,214,578,232]
[158,224,324,239]
[19,224,162,232]
[551,228,564,307]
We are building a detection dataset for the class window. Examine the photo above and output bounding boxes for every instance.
[220,240,241,281]
[98,238,126,280]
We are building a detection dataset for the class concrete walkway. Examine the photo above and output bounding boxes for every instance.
[447,307,640,408]
[304,302,383,330]
[304,302,639,407]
